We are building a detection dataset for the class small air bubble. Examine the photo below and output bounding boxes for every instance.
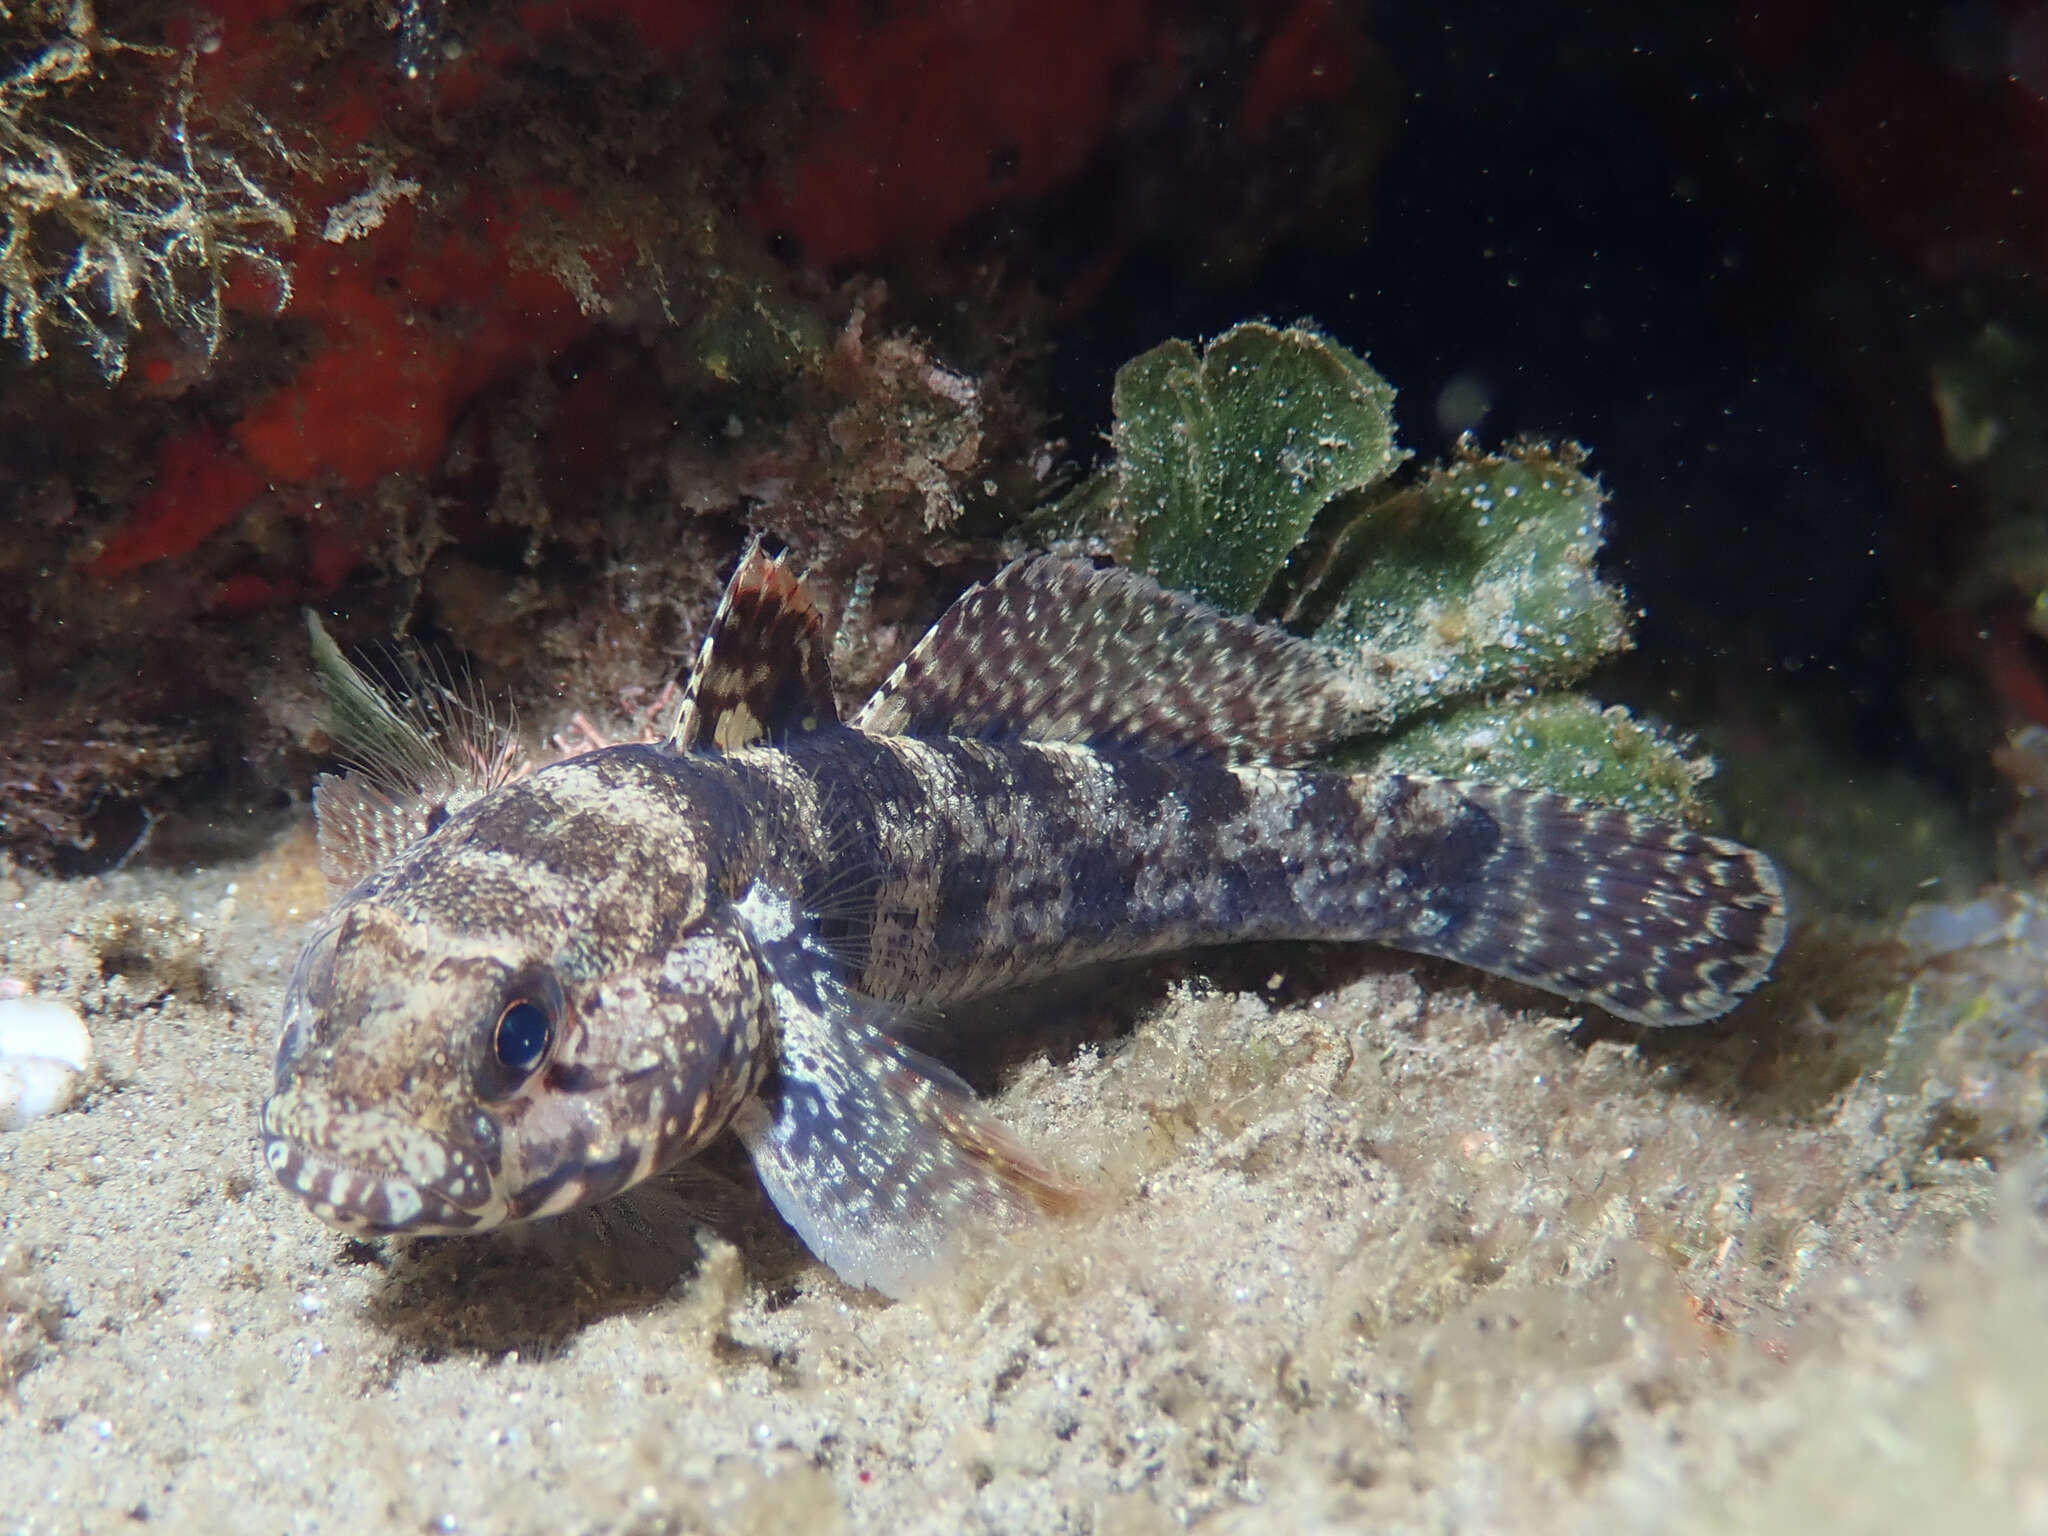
[1434,372,1493,436]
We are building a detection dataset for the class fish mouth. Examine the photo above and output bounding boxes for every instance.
[261,1137,498,1234]
[260,1094,506,1235]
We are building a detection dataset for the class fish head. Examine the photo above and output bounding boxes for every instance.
[261,751,772,1236]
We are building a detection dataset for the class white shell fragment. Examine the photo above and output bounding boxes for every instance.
[0,995,93,1131]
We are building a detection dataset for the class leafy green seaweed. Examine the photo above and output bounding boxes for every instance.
[1346,694,1708,823]
[1117,322,1403,611]
[1063,320,1716,818]
[1311,440,1630,717]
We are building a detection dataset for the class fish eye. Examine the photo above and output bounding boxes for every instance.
[492,999,553,1075]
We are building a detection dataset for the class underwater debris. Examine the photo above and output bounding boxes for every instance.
[1879,885,2048,1178]
[1927,319,2048,737]
[392,0,448,81]
[0,1240,63,1404]
[0,720,208,863]
[0,0,294,379]
[0,990,91,1132]
[1995,724,2048,877]
[811,302,987,537]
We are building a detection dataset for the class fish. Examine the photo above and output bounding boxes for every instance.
[260,543,1788,1296]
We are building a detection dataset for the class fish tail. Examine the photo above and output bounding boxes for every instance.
[1378,781,1787,1027]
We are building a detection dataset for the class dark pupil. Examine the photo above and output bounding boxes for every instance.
[494,1001,551,1072]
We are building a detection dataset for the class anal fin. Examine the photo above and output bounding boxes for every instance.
[668,538,839,753]
[850,556,1382,764]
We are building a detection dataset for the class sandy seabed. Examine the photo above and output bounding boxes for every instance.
[2,827,2044,1536]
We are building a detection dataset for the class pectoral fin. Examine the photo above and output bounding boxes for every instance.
[732,900,1079,1296]
[311,774,428,894]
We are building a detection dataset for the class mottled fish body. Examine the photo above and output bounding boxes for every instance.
[264,548,1786,1294]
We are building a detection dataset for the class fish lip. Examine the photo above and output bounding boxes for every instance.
[259,1092,508,1234]
[262,1133,505,1234]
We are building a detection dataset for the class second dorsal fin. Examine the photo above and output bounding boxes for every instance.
[849,556,1381,764]
[668,538,840,753]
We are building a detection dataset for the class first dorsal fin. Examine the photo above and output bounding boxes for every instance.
[850,556,1384,764]
[304,612,526,897]
[667,538,839,753]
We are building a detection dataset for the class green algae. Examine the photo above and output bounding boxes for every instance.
[1347,695,1709,824]
[1069,321,1710,814]
[1308,441,1629,717]
[1117,322,1404,612]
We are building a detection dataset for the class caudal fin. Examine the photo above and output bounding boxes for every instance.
[1389,784,1787,1027]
